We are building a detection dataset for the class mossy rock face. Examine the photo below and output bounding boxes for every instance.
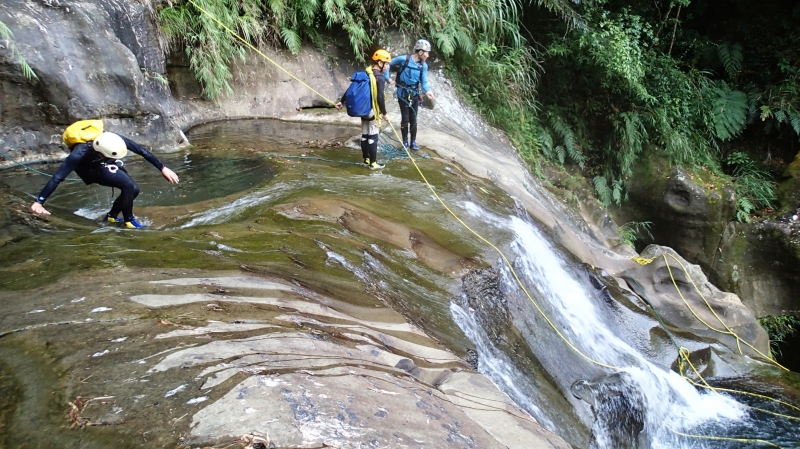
[617,155,735,271]
[710,219,800,317]
[777,151,800,214]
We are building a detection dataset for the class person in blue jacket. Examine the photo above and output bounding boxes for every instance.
[385,39,436,150]
[29,131,180,228]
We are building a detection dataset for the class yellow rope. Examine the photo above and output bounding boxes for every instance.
[187,0,618,371]
[187,0,337,107]
[384,121,622,370]
[678,347,800,422]
[665,424,782,448]
[366,67,383,128]
[637,257,799,418]
[183,4,798,443]
[661,253,788,370]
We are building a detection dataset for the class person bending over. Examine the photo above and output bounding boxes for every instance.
[30,130,179,228]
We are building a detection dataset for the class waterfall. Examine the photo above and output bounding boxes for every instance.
[452,204,751,448]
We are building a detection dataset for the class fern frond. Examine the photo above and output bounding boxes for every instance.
[538,127,555,160]
[736,197,755,222]
[434,31,456,57]
[555,145,566,164]
[280,27,302,54]
[593,176,612,205]
[455,27,475,55]
[710,82,747,140]
[0,20,38,80]
[299,0,318,25]
[546,112,585,167]
[612,178,624,204]
[567,145,586,169]
[717,42,743,78]
[788,109,800,135]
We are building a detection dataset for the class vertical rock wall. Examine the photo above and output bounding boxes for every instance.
[0,0,354,164]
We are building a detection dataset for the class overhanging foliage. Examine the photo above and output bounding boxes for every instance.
[153,0,799,221]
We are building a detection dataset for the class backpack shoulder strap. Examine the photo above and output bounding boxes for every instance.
[396,54,413,81]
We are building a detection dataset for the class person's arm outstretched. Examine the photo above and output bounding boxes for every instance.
[421,63,434,100]
[29,144,89,215]
[119,135,179,184]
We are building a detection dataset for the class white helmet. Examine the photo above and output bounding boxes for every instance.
[414,39,431,52]
[93,132,127,159]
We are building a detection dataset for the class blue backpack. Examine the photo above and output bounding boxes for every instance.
[344,71,372,117]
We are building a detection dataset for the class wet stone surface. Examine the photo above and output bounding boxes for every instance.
[0,120,565,448]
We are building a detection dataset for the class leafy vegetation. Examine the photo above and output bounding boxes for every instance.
[725,152,776,222]
[0,21,38,80]
[153,0,799,221]
[618,221,653,248]
[758,315,800,359]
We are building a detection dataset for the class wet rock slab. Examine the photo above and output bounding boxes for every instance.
[140,275,568,448]
[0,270,568,448]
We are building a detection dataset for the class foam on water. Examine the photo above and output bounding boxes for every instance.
[453,201,751,448]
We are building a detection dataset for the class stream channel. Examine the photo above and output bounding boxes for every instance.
[0,119,798,448]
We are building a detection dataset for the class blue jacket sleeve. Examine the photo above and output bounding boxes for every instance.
[421,62,431,94]
[385,55,407,82]
[36,144,89,204]
[119,135,164,171]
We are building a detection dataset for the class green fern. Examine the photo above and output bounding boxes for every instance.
[710,82,748,140]
[759,315,800,359]
[618,221,653,248]
[435,31,456,56]
[612,111,648,175]
[717,41,743,79]
[593,176,612,205]
[0,21,38,80]
[555,145,566,164]
[280,27,302,54]
[612,177,624,204]
[726,152,776,222]
[538,127,555,161]
[547,112,586,168]
[789,109,800,135]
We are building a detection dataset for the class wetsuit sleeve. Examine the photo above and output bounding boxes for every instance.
[35,144,89,204]
[119,135,165,171]
[421,62,431,94]
[375,72,387,115]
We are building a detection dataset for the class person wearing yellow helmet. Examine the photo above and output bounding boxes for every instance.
[336,48,392,169]
[30,127,180,228]
[384,38,435,151]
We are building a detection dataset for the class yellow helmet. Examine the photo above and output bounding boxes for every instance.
[371,49,391,63]
[93,132,127,159]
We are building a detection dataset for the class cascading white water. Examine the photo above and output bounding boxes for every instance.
[451,202,747,448]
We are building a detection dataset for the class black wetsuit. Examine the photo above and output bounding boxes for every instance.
[36,135,164,221]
